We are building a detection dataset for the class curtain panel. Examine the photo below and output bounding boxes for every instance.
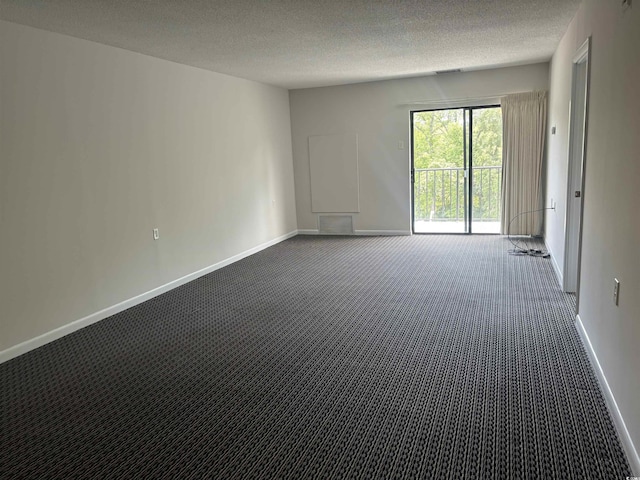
[500,91,547,235]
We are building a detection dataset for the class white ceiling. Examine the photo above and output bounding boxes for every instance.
[0,0,581,89]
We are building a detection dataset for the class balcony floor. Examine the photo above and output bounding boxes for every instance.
[414,220,500,234]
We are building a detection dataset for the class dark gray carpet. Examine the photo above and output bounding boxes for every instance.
[0,235,631,479]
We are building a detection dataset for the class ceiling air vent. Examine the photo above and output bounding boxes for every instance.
[435,69,462,75]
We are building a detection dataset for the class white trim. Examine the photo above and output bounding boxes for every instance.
[575,314,640,475]
[354,230,411,236]
[573,37,590,63]
[550,252,563,287]
[563,36,591,294]
[400,94,505,109]
[298,229,410,236]
[401,90,552,110]
[0,230,298,364]
[545,239,564,287]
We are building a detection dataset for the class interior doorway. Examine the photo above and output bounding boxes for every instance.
[563,38,591,296]
[411,106,503,234]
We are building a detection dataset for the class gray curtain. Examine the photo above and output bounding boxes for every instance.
[500,91,547,235]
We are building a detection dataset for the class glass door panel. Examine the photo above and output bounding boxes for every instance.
[412,108,468,233]
[470,107,502,234]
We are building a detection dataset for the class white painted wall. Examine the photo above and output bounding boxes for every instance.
[545,0,640,466]
[0,21,297,352]
[545,18,577,280]
[289,64,549,233]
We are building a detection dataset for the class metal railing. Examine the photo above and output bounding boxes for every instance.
[414,166,502,222]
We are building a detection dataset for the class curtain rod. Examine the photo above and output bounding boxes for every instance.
[400,95,501,106]
[398,91,542,107]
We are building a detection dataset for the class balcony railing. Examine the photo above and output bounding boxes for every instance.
[414,166,502,222]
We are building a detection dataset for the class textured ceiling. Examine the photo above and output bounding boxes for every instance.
[0,0,581,89]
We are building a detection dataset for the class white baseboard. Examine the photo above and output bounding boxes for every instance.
[298,229,410,236]
[545,239,563,287]
[354,230,411,236]
[0,230,299,364]
[575,314,640,475]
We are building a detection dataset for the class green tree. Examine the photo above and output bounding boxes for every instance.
[413,107,502,222]
[471,108,502,220]
[413,109,464,169]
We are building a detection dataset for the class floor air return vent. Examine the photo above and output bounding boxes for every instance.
[318,215,353,235]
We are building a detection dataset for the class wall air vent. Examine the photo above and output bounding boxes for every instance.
[318,215,354,235]
[435,69,462,75]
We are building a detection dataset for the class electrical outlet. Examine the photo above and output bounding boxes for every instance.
[398,140,405,150]
[153,228,159,240]
[613,278,620,306]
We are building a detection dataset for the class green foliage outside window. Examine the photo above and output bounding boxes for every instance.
[413,108,502,222]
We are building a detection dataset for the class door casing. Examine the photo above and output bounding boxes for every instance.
[410,105,500,235]
[563,37,591,303]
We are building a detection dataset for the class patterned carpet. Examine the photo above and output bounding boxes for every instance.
[0,235,631,479]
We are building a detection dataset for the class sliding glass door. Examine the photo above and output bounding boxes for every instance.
[411,106,502,234]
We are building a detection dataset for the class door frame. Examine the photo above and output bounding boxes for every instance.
[563,37,591,301]
[410,105,500,235]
